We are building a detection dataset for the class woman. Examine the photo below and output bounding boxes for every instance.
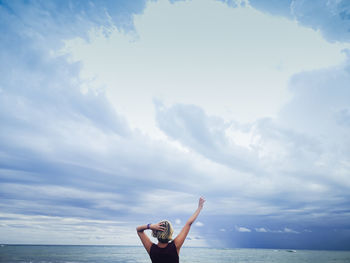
[136,197,205,263]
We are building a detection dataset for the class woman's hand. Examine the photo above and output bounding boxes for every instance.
[198,196,205,209]
[150,222,165,231]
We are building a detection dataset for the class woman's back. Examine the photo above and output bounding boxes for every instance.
[150,241,179,263]
[136,197,205,262]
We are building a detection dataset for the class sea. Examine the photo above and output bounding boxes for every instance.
[0,245,349,263]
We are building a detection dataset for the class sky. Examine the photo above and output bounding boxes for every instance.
[1,0,350,250]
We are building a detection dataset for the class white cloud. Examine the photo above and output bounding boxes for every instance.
[253,227,299,234]
[235,226,251,232]
[62,0,350,137]
[57,0,350,228]
[0,212,133,245]
[195,221,204,227]
[255,227,268,232]
[175,218,181,225]
[283,228,299,234]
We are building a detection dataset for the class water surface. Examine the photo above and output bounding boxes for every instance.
[0,245,349,263]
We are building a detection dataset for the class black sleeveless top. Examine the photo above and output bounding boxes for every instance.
[149,241,179,263]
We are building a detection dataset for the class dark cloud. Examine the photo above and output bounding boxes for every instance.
[248,0,350,42]
[0,0,165,227]
[248,0,293,18]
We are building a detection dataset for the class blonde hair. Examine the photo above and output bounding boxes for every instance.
[152,220,174,243]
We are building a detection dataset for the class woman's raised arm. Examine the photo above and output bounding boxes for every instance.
[174,197,205,253]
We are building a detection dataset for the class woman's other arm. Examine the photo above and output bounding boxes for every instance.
[136,223,165,254]
[174,197,205,253]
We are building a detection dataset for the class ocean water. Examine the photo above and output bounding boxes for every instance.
[0,245,349,263]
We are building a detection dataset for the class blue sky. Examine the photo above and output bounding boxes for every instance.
[1,0,350,250]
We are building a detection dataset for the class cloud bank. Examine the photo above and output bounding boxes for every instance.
[0,0,350,249]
